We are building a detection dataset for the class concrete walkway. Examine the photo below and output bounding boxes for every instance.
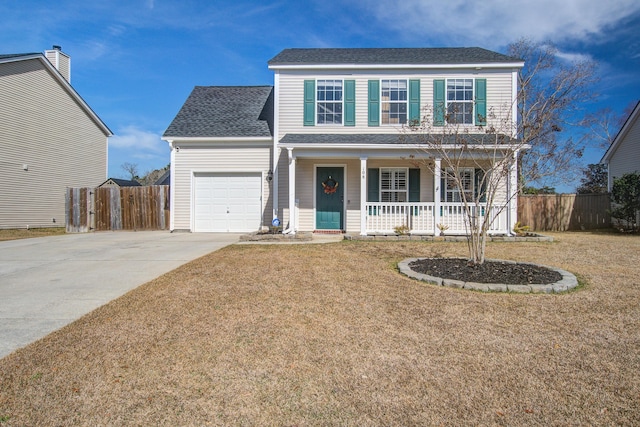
[0,231,240,358]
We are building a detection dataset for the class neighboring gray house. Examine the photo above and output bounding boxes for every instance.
[0,46,112,229]
[602,100,640,191]
[99,178,142,188]
[163,48,523,234]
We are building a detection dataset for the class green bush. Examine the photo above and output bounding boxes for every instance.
[611,172,640,231]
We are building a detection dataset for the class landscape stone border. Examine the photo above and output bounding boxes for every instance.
[398,258,579,294]
[345,233,553,242]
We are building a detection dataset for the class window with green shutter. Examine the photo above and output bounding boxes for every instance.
[344,79,355,126]
[475,79,487,126]
[368,80,380,126]
[433,79,445,126]
[409,80,420,125]
[303,80,315,126]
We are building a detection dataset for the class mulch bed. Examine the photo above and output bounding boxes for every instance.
[409,258,562,284]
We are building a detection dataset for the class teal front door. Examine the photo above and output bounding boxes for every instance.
[316,167,344,230]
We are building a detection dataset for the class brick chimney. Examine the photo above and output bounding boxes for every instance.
[45,45,71,82]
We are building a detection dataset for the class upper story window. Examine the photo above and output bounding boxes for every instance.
[317,79,343,125]
[446,79,474,124]
[381,80,407,125]
[380,168,408,202]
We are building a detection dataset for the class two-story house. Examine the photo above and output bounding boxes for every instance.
[0,46,112,229]
[163,48,524,235]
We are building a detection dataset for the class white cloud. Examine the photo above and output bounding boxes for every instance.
[356,0,640,48]
[109,126,166,154]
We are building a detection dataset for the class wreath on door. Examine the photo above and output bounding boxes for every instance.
[321,176,339,195]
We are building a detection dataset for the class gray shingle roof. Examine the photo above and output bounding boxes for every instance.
[163,86,274,138]
[268,47,521,66]
[279,133,517,145]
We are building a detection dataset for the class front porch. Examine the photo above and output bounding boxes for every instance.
[277,145,519,237]
[364,202,510,235]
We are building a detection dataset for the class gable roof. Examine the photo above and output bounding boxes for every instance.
[163,86,274,139]
[99,178,141,187]
[154,169,170,185]
[268,47,523,68]
[601,100,640,163]
[0,52,112,136]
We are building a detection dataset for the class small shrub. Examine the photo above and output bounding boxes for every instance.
[394,224,410,235]
[513,221,531,236]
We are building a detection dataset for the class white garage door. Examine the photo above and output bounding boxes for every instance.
[194,173,262,232]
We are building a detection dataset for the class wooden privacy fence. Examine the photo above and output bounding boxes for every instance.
[66,185,170,232]
[517,193,611,232]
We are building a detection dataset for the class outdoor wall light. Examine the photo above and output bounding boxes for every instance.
[266,170,273,181]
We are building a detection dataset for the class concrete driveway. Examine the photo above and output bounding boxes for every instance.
[0,231,240,358]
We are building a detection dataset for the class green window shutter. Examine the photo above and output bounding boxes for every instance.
[344,80,356,126]
[368,80,380,126]
[409,169,420,202]
[440,171,446,202]
[367,168,380,202]
[409,79,420,125]
[474,169,487,202]
[433,79,445,126]
[475,78,487,126]
[303,80,315,126]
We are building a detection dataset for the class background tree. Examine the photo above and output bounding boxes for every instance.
[120,162,140,181]
[522,186,556,195]
[576,163,608,194]
[610,172,640,232]
[137,164,170,185]
[507,39,599,187]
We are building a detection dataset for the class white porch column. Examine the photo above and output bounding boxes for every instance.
[360,157,368,236]
[434,158,442,236]
[507,150,519,235]
[287,148,296,234]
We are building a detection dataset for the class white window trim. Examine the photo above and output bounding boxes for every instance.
[380,79,408,126]
[446,78,475,125]
[316,79,344,126]
[380,167,408,202]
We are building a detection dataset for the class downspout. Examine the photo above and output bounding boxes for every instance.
[272,72,280,223]
[282,148,295,234]
[168,140,177,231]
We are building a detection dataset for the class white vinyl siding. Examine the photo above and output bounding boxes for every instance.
[608,114,640,189]
[276,70,515,140]
[171,143,272,231]
[0,58,108,229]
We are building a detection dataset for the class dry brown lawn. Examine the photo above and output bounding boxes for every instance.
[0,232,639,426]
[0,228,65,242]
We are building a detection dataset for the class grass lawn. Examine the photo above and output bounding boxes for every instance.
[0,232,639,425]
[0,228,65,242]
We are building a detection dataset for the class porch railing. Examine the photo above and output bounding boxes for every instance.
[365,202,509,235]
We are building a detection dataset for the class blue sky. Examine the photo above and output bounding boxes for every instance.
[2,0,639,191]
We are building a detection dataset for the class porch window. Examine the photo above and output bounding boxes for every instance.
[381,80,407,125]
[444,168,474,202]
[380,168,407,202]
[317,79,343,124]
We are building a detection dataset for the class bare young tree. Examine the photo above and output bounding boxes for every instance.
[509,39,599,186]
[120,162,140,181]
[404,39,599,265]
[404,105,522,265]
